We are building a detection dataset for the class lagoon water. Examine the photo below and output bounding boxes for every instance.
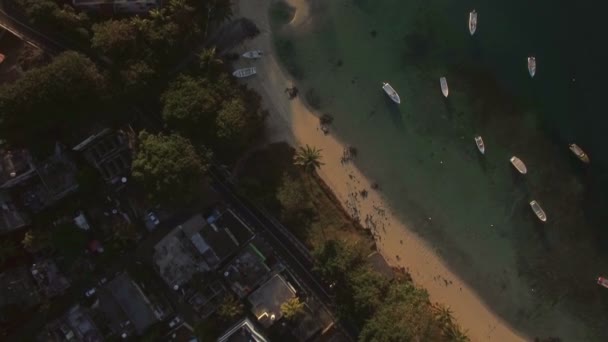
[273,0,608,339]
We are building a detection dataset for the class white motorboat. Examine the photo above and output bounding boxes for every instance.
[469,10,478,35]
[528,56,536,78]
[474,135,485,155]
[242,50,263,59]
[569,144,590,164]
[232,67,257,78]
[529,200,547,222]
[440,77,449,97]
[598,276,608,289]
[510,156,527,174]
[382,82,401,104]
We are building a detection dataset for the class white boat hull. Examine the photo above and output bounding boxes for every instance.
[474,136,485,155]
[382,82,401,104]
[242,50,263,59]
[528,57,536,78]
[529,200,547,222]
[232,67,257,78]
[510,156,527,174]
[469,10,477,35]
[440,77,449,97]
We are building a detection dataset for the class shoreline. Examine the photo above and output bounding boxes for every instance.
[233,0,527,340]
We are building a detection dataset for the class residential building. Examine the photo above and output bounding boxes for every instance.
[217,318,269,342]
[153,209,254,288]
[222,242,274,299]
[0,144,79,212]
[30,260,71,298]
[72,128,133,188]
[247,274,297,328]
[0,190,29,233]
[72,0,160,14]
[97,273,167,337]
[186,279,226,318]
[39,305,103,342]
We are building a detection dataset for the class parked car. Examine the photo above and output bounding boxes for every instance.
[168,316,182,328]
[147,212,160,226]
[85,287,97,297]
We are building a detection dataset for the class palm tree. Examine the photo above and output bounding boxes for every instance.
[280,297,304,321]
[434,304,454,328]
[198,47,223,75]
[294,145,324,174]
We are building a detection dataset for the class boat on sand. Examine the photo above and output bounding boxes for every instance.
[242,50,263,59]
[474,136,485,155]
[569,144,590,164]
[510,156,527,174]
[382,82,401,104]
[440,77,449,97]
[598,276,608,289]
[469,10,478,35]
[528,56,536,78]
[529,200,547,222]
[232,67,257,78]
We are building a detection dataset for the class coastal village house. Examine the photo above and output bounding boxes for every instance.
[72,0,160,14]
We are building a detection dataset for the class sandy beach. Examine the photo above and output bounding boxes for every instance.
[233,0,527,340]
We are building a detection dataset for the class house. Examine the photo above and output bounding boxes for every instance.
[222,242,274,299]
[39,305,103,342]
[39,305,102,341]
[0,144,79,213]
[217,318,269,342]
[72,0,160,14]
[97,273,167,337]
[186,279,226,318]
[72,128,133,188]
[30,260,71,298]
[153,209,254,288]
[0,190,29,233]
[247,274,297,328]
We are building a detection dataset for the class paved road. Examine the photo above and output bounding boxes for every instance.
[0,8,65,54]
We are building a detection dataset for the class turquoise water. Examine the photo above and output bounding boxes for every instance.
[272,0,608,340]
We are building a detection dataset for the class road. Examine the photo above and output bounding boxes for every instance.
[0,8,66,55]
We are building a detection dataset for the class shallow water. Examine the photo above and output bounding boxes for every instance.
[272,0,608,340]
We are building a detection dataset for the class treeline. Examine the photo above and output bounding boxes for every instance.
[0,0,264,209]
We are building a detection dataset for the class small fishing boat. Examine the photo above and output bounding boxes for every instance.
[382,82,401,104]
[440,77,449,97]
[469,10,478,35]
[232,67,257,78]
[0,54,5,64]
[569,144,590,164]
[474,135,485,155]
[242,50,263,59]
[598,276,608,289]
[528,56,536,78]
[510,156,527,174]
[529,200,547,222]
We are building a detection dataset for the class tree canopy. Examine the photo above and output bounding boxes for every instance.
[280,297,305,321]
[92,19,138,60]
[132,131,209,207]
[294,145,324,173]
[276,172,308,216]
[0,51,105,148]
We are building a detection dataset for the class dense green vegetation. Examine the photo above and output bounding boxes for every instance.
[132,131,210,207]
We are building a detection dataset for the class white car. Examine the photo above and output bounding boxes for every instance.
[85,287,97,297]
[168,316,182,328]
[147,212,160,225]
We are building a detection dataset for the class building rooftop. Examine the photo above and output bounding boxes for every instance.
[154,209,254,288]
[247,274,297,327]
[217,318,268,342]
[100,273,159,335]
[186,280,226,318]
[0,190,29,232]
[31,260,70,297]
[222,243,271,298]
[40,305,103,342]
[0,266,40,313]
[0,148,34,188]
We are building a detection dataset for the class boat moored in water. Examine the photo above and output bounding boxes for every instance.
[569,144,590,164]
[474,135,485,155]
[469,10,478,35]
[598,276,608,289]
[242,50,263,59]
[510,156,527,174]
[440,77,449,97]
[529,200,547,222]
[528,56,536,78]
[232,67,257,78]
[382,82,401,104]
